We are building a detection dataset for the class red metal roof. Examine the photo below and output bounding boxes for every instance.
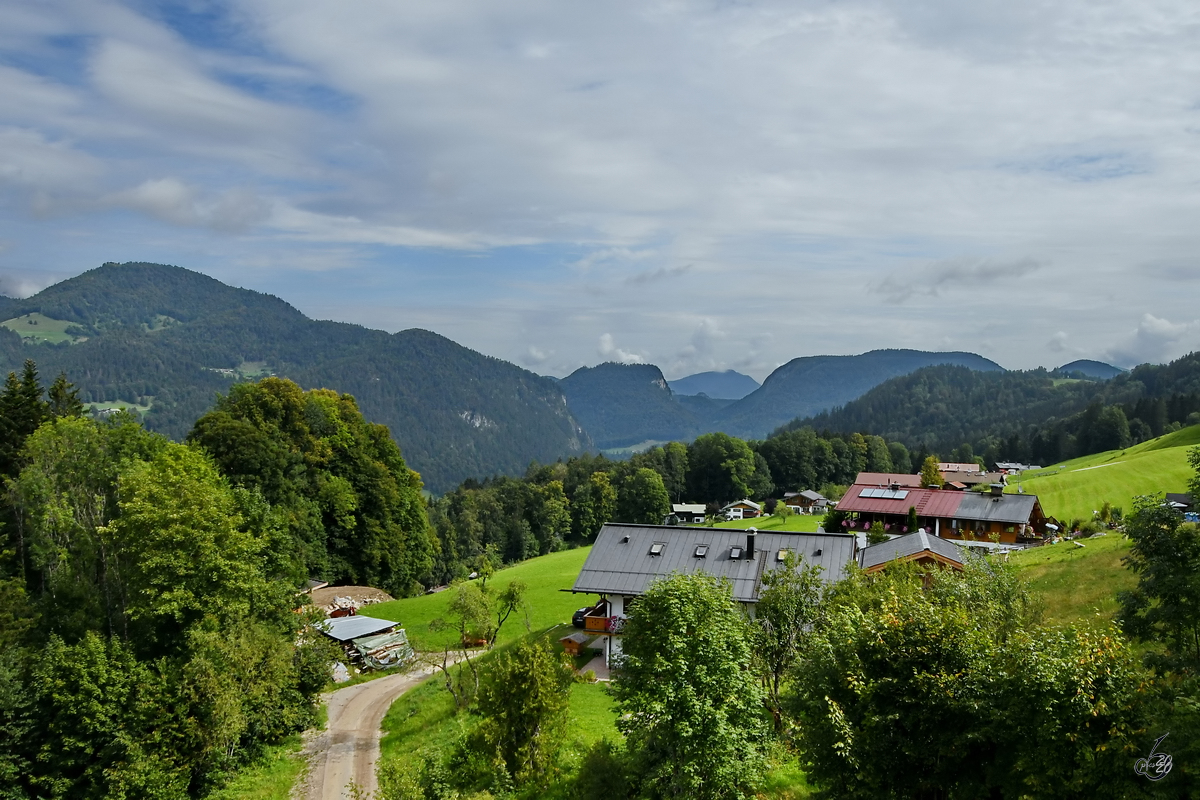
[838,485,965,518]
[854,472,922,487]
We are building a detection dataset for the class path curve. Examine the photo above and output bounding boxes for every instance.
[299,663,441,800]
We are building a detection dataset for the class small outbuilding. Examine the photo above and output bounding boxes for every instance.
[859,531,966,573]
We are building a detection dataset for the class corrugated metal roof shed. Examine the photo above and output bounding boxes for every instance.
[319,615,397,642]
[572,523,857,603]
[860,531,965,570]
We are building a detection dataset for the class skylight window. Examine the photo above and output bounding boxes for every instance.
[649,542,665,556]
[694,545,709,558]
[730,545,743,559]
[776,548,790,562]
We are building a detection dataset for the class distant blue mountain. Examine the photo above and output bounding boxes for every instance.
[669,370,761,400]
[1054,360,1126,380]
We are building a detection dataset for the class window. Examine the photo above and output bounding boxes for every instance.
[694,544,709,558]
[776,548,790,562]
[730,545,744,559]
[649,542,665,556]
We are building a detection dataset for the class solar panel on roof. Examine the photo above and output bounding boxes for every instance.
[860,488,909,500]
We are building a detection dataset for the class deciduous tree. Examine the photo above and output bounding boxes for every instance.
[611,573,768,800]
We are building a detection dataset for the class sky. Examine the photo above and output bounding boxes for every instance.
[2,0,1199,380]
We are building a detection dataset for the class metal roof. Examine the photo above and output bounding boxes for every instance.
[672,503,707,514]
[838,485,964,518]
[860,531,965,570]
[954,492,1042,525]
[721,499,761,511]
[572,523,857,603]
[854,472,922,487]
[319,615,397,642]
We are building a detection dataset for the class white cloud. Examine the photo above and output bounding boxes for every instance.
[598,333,645,364]
[1106,313,1200,367]
[873,256,1043,303]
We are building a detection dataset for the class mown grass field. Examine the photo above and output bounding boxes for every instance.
[711,513,824,532]
[1007,424,1199,521]
[1008,534,1135,629]
[371,546,593,650]
[0,312,84,344]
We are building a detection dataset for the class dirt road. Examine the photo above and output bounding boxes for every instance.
[299,664,440,800]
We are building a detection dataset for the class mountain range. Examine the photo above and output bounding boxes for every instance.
[0,263,588,493]
[1,262,1132,489]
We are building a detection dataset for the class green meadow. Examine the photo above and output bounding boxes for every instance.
[1008,424,1199,521]
[711,513,824,533]
[1008,534,1135,629]
[370,546,593,650]
[0,312,85,344]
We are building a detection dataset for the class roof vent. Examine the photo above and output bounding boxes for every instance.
[813,548,822,557]
[621,535,630,543]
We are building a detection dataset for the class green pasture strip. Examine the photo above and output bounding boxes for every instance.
[1009,446,1192,522]
[206,734,305,800]
[710,515,823,533]
[371,546,593,651]
[1138,423,1200,452]
[1009,536,1134,629]
[1,312,84,344]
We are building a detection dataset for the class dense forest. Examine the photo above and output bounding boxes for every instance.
[781,352,1200,466]
[0,363,336,798]
[0,262,590,493]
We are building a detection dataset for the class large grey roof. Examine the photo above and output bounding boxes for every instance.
[319,615,397,642]
[955,491,1041,524]
[573,523,857,603]
[859,531,965,570]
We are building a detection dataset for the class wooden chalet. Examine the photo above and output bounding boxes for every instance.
[837,481,1048,544]
[783,489,828,513]
[720,499,761,520]
[859,531,966,573]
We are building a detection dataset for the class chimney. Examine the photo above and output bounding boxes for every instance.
[746,528,757,560]
[990,484,1004,499]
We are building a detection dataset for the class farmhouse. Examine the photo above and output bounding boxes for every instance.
[720,499,761,520]
[836,482,1048,544]
[571,523,857,667]
[783,489,828,514]
[669,503,707,524]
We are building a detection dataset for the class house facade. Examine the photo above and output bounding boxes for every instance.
[571,523,857,667]
[783,489,828,514]
[669,503,707,524]
[720,499,761,520]
[836,482,1048,544]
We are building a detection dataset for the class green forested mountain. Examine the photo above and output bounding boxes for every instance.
[1055,359,1125,379]
[668,369,760,399]
[712,349,1004,439]
[0,262,589,492]
[555,349,1007,450]
[781,353,1200,467]
[559,362,701,448]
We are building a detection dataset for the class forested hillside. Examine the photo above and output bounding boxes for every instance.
[782,353,1200,467]
[712,349,1004,439]
[0,262,590,492]
[559,362,700,448]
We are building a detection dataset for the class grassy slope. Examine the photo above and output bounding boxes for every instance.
[207,736,306,800]
[1008,535,1134,629]
[711,514,824,533]
[371,547,593,650]
[0,312,82,344]
[1007,425,1199,521]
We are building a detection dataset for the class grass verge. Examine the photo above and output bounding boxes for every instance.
[207,735,306,800]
